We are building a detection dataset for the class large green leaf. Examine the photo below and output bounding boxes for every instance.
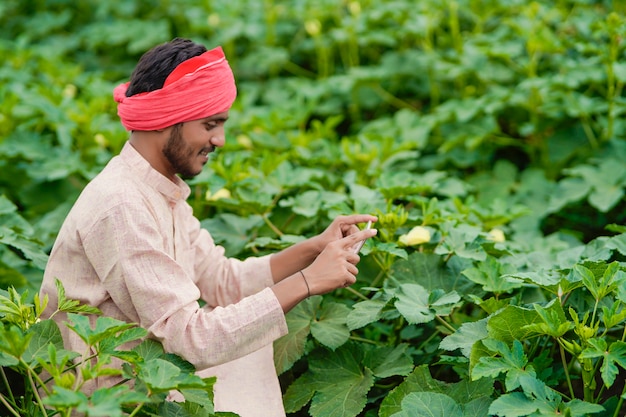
[307,344,375,417]
[380,365,493,417]
[346,298,389,330]
[66,313,138,348]
[310,301,350,349]
[363,344,413,378]
[390,252,475,294]
[487,306,542,343]
[390,392,463,417]
[579,339,626,387]
[274,296,319,374]
[201,214,264,257]
[440,318,489,358]
[22,319,75,366]
[393,283,433,324]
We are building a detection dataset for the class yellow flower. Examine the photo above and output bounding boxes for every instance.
[399,226,431,246]
[62,84,77,99]
[348,1,361,15]
[487,228,506,243]
[207,13,220,27]
[206,188,231,201]
[236,134,253,149]
[305,19,322,36]
[94,133,107,147]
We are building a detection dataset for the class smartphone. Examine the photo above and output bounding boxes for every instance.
[353,221,372,253]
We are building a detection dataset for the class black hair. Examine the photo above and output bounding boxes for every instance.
[125,38,207,97]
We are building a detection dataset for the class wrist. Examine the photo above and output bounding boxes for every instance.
[307,235,326,255]
[299,270,311,297]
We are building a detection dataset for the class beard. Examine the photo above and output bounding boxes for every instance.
[162,123,213,179]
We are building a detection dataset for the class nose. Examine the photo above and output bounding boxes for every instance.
[210,127,226,148]
[211,135,225,148]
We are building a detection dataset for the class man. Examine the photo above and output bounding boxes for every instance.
[40,38,377,416]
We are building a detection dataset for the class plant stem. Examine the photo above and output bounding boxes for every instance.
[26,367,48,417]
[0,394,20,417]
[344,286,368,301]
[435,316,456,333]
[262,213,283,237]
[558,340,575,399]
[369,269,386,289]
[612,382,626,417]
[128,402,146,417]
[371,84,418,111]
[0,367,15,406]
[416,329,439,352]
[349,335,380,345]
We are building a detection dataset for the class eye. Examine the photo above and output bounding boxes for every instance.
[204,118,227,131]
[205,121,219,130]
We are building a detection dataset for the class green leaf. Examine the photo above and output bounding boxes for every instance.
[349,184,387,215]
[390,392,462,417]
[440,318,489,358]
[391,252,475,294]
[487,392,539,417]
[307,344,375,417]
[55,278,101,315]
[379,365,493,417]
[607,232,626,256]
[563,399,605,416]
[22,319,70,366]
[132,338,166,362]
[523,299,573,338]
[472,340,528,384]
[274,296,319,374]
[363,344,413,378]
[487,306,542,343]
[0,260,27,288]
[201,213,264,257]
[580,339,626,387]
[365,241,408,259]
[429,289,461,316]
[178,386,216,412]
[310,301,350,350]
[347,298,389,330]
[463,397,493,417]
[394,283,434,324]
[138,358,206,391]
[100,326,147,355]
[434,224,487,262]
[462,256,522,294]
[0,225,49,269]
[80,386,148,417]
[283,372,323,414]
[380,366,447,417]
[0,325,32,361]
[66,313,137,347]
[43,386,87,409]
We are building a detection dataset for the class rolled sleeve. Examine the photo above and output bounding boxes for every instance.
[83,201,287,369]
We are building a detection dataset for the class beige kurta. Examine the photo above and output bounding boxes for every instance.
[40,142,288,416]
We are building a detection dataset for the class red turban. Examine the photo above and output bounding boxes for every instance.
[113,46,236,131]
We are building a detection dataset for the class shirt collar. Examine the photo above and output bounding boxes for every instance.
[119,141,191,201]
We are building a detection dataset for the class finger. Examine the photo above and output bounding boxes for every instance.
[343,224,360,237]
[346,263,359,276]
[346,253,360,265]
[343,272,357,287]
[341,228,377,250]
[339,214,378,227]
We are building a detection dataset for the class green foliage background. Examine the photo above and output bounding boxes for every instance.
[1,0,626,416]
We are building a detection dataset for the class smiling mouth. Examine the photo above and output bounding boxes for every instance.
[199,147,215,157]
